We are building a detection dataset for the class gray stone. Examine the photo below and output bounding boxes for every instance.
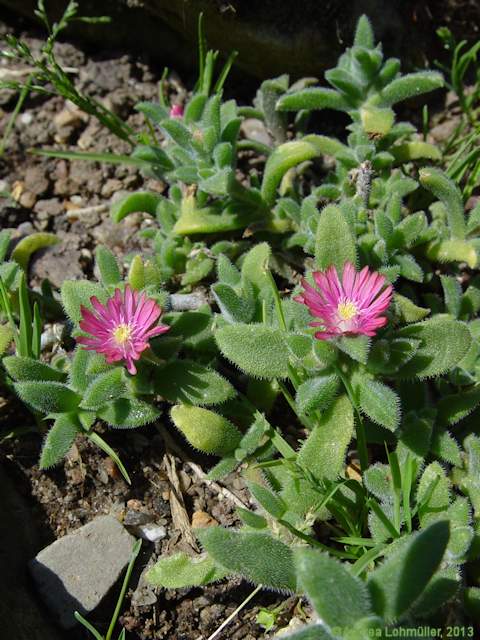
[124,509,153,527]
[30,515,135,629]
[136,523,167,542]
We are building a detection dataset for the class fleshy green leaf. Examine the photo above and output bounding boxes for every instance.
[111,191,164,223]
[298,394,354,481]
[354,14,375,48]
[373,72,444,108]
[295,548,372,626]
[11,232,60,271]
[426,239,477,269]
[261,136,340,207]
[395,317,471,379]
[39,414,80,469]
[315,204,356,274]
[80,368,126,409]
[171,404,241,455]
[155,360,235,406]
[241,242,271,293]
[391,142,441,164]
[420,167,465,239]
[95,246,121,285]
[337,335,370,364]
[98,398,160,428]
[358,379,401,431]
[295,373,339,416]
[367,520,450,622]
[393,294,430,323]
[14,381,81,414]
[215,323,289,379]
[146,552,228,588]
[276,88,350,113]
[61,280,107,324]
[212,283,254,323]
[416,462,450,528]
[438,388,480,426]
[3,355,66,382]
[196,527,296,591]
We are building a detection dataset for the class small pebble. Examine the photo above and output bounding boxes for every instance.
[20,112,33,125]
[191,511,218,528]
[136,523,167,542]
[124,510,152,527]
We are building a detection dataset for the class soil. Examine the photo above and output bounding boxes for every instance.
[0,16,293,640]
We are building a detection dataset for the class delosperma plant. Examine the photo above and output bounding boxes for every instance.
[2,5,480,636]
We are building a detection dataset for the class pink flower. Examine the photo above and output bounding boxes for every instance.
[295,262,393,340]
[77,286,170,374]
[169,104,184,118]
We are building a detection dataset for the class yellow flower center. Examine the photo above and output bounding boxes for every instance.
[112,323,132,345]
[337,301,358,321]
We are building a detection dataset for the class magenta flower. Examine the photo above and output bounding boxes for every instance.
[295,262,393,340]
[77,286,170,374]
[169,104,184,118]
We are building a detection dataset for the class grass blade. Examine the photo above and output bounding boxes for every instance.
[87,431,131,485]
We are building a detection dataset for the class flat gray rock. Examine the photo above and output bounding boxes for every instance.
[30,515,135,629]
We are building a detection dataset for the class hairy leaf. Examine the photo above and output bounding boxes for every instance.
[395,317,471,378]
[146,552,228,588]
[197,527,296,591]
[39,414,80,469]
[373,72,443,108]
[295,373,339,416]
[61,280,107,323]
[367,520,450,621]
[110,191,164,223]
[295,548,372,626]
[315,204,357,274]
[95,246,121,285]
[276,88,350,113]
[298,394,354,482]
[171,404,241,455]
[98,397,160,428]
[3,355,66,382]
[416,462,450,528]
[14,381,81,414]
[155,360,235,406]
[81,368,126,409]
[358,379,401,431]
[215,323,289,379]
[420,167,465,239]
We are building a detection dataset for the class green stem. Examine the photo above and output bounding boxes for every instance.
[368,498,400,539]
[0,74,32,156]
[74,612,103,640]
[105,539,142,640]
[402,453,414,534]
[350,543,387,577]
[268,425,297,460]
[87,432,131,485]
[0,275,19,351]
